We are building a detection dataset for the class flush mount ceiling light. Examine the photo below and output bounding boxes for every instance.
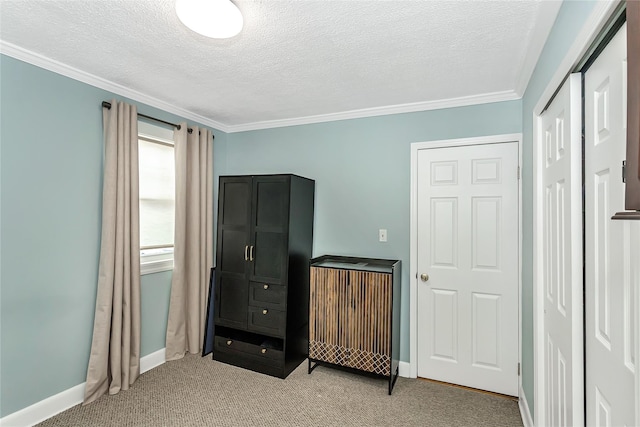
[176,0,243,39]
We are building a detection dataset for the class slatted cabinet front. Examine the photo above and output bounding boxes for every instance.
[309,266,393,376]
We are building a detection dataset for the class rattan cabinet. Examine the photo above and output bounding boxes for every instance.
[213,174,315,379]
[308,255,401,394]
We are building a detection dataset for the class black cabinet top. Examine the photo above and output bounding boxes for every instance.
[219,173,314,182]
[310,255,400,273]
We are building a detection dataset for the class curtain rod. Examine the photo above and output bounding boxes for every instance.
[101,101,214,139]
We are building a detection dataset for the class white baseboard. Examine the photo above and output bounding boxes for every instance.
[519,385,534,427]
[0,382,85,427]
[0,348,166,427]
[398,361,411,378]
[140,348,166,374]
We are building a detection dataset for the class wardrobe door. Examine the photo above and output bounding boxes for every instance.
[249,176,289,285]
[215,176,252,329]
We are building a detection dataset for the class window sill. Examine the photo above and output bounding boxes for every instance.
[141,258,174,275]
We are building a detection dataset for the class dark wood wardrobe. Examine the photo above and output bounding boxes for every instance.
[212,174,315,378]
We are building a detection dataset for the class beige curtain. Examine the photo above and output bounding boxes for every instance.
[84,100,141,404]
[165,124,213,360]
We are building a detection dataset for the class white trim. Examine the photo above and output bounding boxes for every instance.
[140,258,174,275]
[409,133,523,382]
[0,41,227,133]
[398,361,411,378]
[0,349,166,427]
[514,1,563,97]
[0,383,85,427]
[532,102,546,427]
[140,348,167,374]
[409,139,419,379]
[518,129,524,400]
[519,385,535,427]
[226,91,520,133]
[531,2,620,425]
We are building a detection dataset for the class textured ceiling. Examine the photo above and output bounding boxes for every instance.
[0,0,561,132]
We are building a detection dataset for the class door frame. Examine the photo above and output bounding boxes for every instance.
[409,133,523,393]
[532,1,622,425]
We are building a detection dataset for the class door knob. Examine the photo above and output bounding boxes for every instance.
[420,273,429,282]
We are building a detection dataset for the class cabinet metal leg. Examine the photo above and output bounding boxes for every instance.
[388,366,399,395]
[308,358,319,374]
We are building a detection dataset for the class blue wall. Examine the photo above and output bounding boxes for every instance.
[0,54,222,417]
[223,101,523,362]
[520,0,597,418]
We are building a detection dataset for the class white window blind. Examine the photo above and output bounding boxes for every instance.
[139,139,175,248]
[138,121,175,274]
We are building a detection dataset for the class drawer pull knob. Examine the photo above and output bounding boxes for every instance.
[226,340,232,346]
[261,348,267,354]
[263,284,269,290]
[262,309,268,315]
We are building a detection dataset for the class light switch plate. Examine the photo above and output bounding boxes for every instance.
[379,229,388,242]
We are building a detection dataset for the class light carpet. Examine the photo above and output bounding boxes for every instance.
[37,354,523,426]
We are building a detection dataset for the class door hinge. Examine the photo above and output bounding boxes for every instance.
[517,166,521,180]
[622,160,626,183]
[518,363,521,376]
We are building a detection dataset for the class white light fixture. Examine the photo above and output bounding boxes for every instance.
[176,0,243,39]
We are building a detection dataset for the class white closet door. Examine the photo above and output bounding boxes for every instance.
[539,73,583,427]
[585,23,636,427]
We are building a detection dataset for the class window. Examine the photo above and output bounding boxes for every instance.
[138,121,175,274]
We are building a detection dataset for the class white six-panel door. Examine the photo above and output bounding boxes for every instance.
[416,141,519,396]
[585,23,637,427]
[538,73,584,427]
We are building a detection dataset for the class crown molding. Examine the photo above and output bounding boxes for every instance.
[1,40,522,134]
[226,90,520,133]
[514,0,563,97]
[0,40,230,133]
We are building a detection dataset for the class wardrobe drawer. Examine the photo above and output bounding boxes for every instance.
[247,306,286,336]
[249,282,286,310]
[214,335,283,366]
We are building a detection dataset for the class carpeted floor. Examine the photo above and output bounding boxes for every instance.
[36,354,523,426]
